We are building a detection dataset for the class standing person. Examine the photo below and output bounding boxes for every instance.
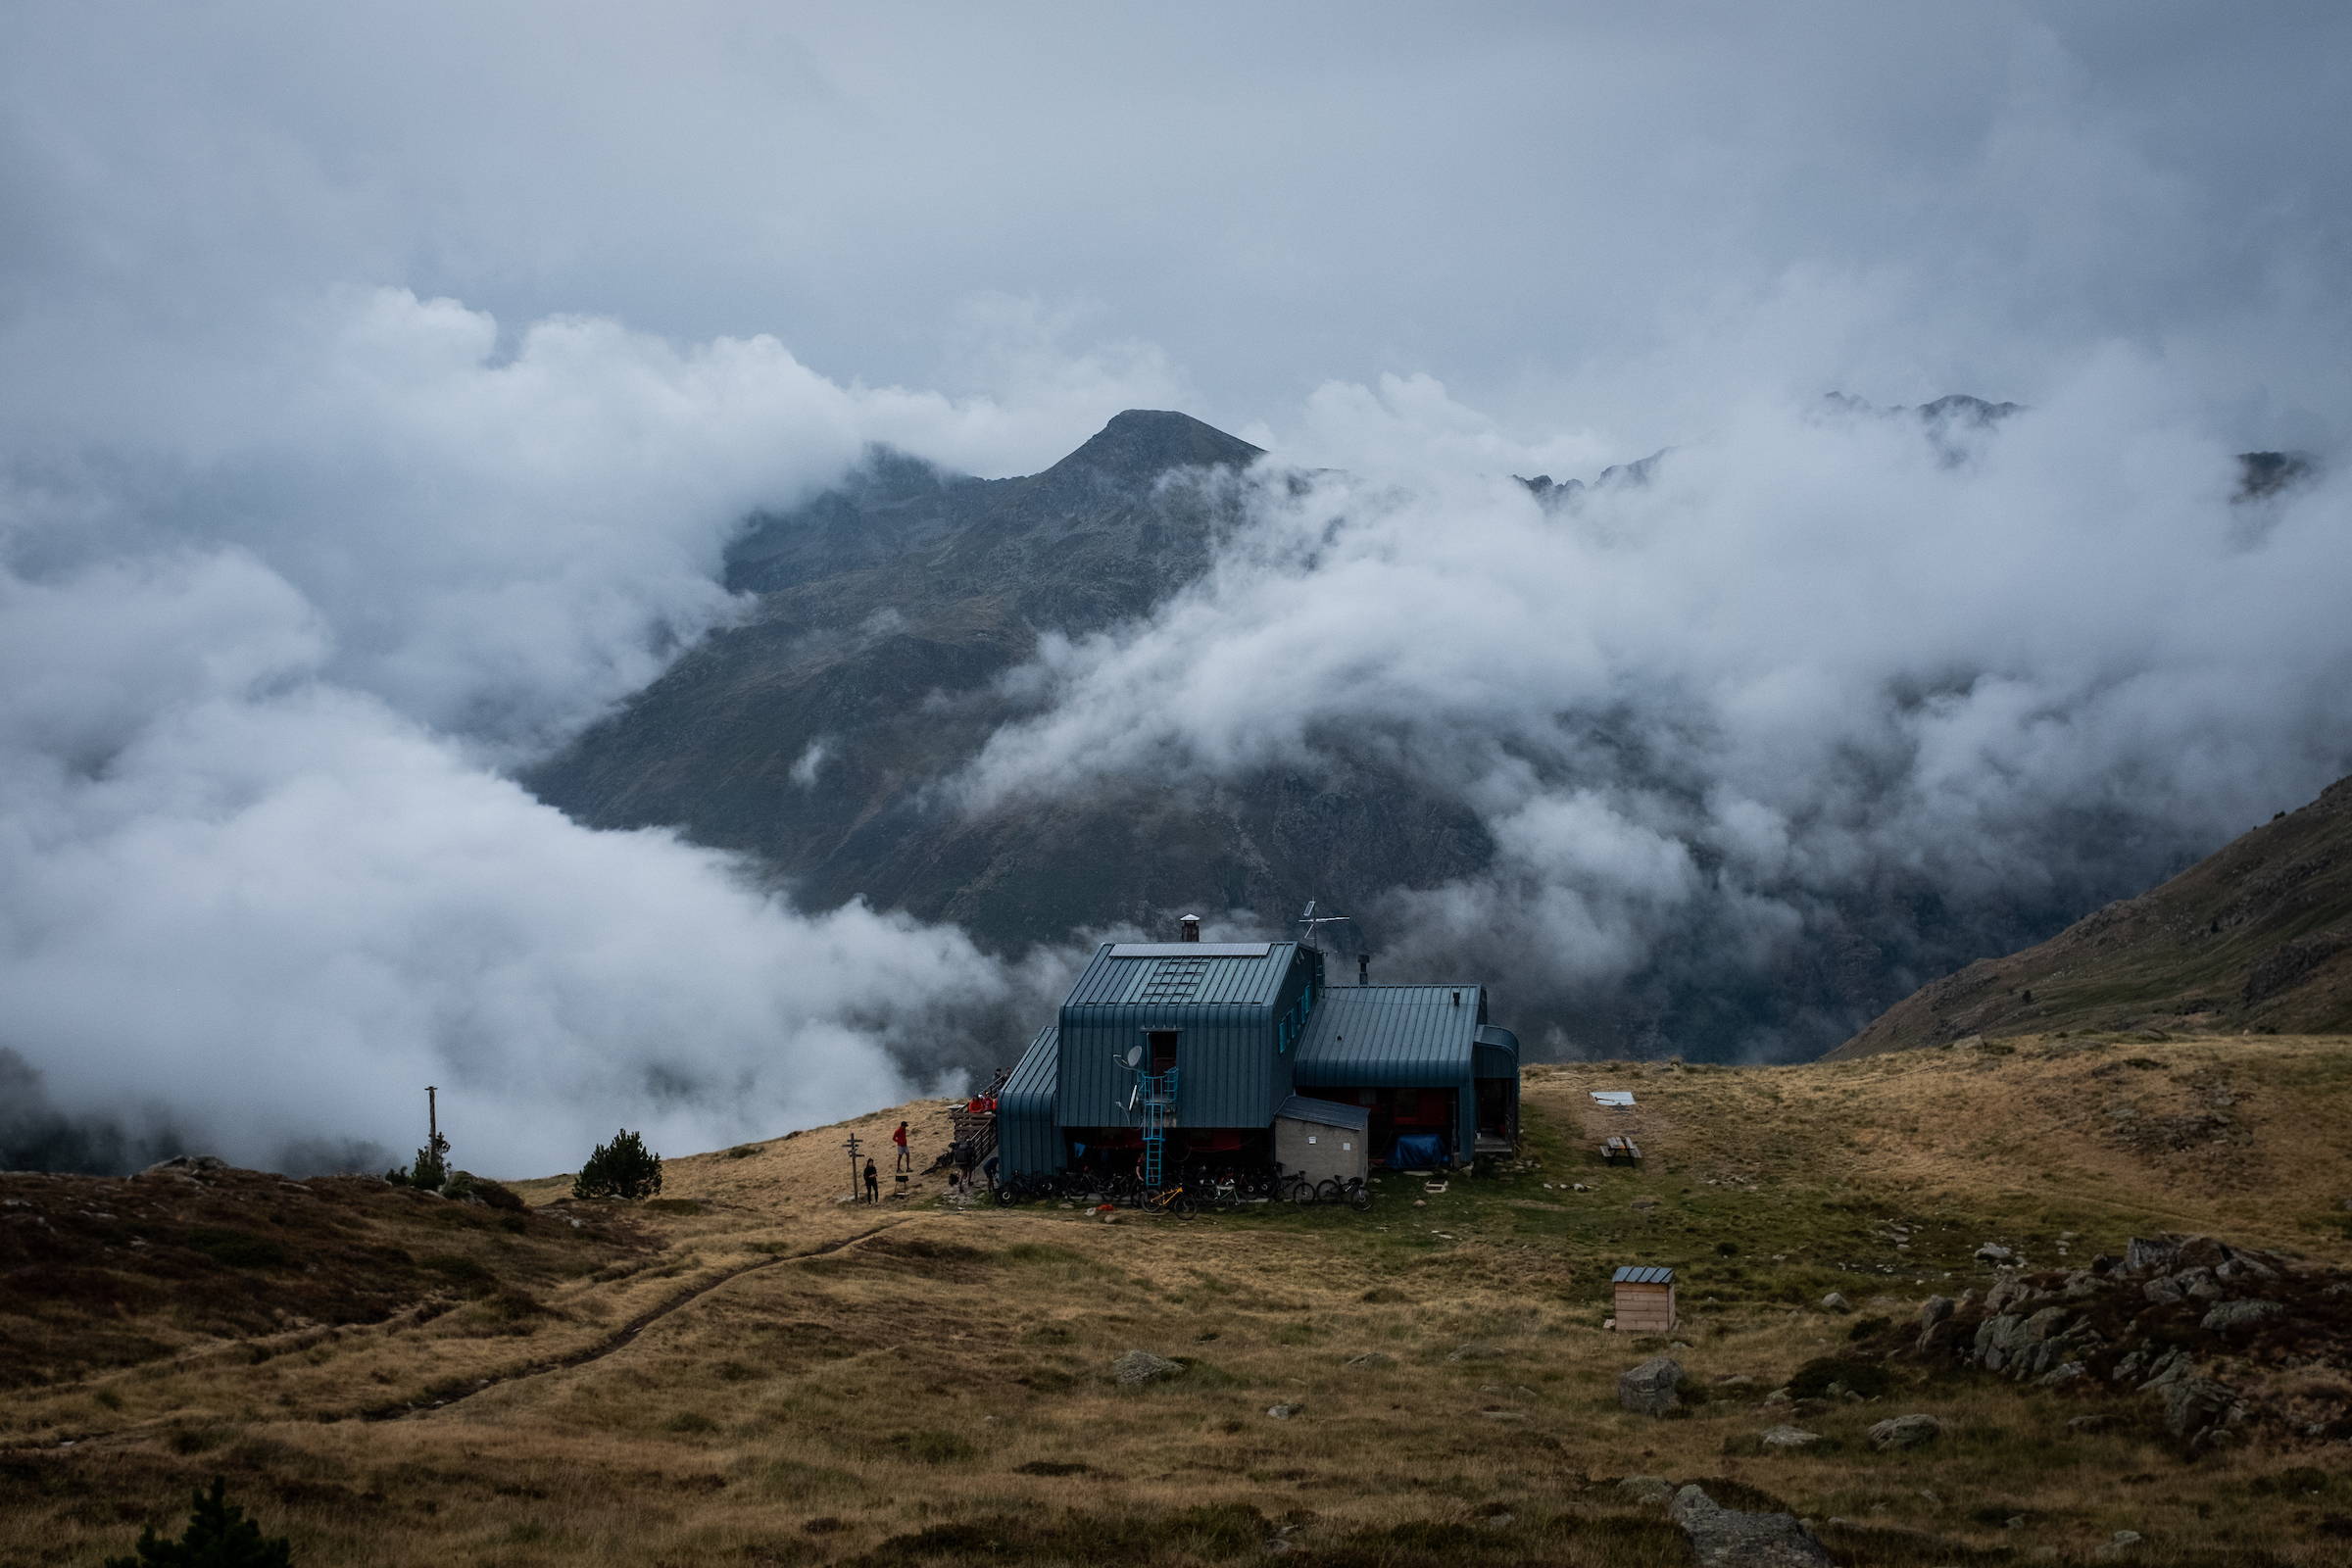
[892,1120,910,1173]
[862,1158,880,1203]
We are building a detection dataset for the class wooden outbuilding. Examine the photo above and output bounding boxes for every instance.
[1611,1265,1677,1333]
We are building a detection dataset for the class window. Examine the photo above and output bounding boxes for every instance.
[1148,1030,1178,1073]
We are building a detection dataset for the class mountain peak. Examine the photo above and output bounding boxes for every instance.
[1044,410,1264,483]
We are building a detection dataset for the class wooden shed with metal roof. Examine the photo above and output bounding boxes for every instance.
[1612,1265,1678,1333]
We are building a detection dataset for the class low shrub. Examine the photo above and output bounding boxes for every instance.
[106,1477,292,1568]
[573,1129,662,1200]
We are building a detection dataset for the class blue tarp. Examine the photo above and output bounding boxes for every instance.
[1389,1132,1446,1168]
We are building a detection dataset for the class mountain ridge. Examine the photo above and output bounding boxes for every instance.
[1830,771,2352,1057]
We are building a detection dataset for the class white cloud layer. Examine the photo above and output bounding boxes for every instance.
[960,361,2351,1047]
[2,3,2349,1154]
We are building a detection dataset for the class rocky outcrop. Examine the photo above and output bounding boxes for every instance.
[1895,1232,2347,1453]
[1669,1485,1833,1568]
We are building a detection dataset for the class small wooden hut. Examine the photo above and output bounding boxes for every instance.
[1611,1265,1677,1333]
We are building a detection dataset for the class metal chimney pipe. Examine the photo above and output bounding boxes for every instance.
[1179,914,1200,943]
[1357,953,1370,985]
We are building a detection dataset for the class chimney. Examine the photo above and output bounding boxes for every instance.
[1179,914,1200,943]
[1357,952,1370,985]
[1450,989,1461,1006]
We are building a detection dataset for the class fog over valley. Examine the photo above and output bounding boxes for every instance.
[2,4,2347,1176]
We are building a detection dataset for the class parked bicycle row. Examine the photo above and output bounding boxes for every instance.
[992,1161,1374,1212]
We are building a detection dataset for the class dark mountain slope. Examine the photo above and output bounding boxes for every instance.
[1830,773,2352,1057]
[527,411,1494,948]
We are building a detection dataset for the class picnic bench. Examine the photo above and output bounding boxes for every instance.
[1600,1134,1643,1165]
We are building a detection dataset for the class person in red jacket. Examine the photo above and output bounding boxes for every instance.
[892,1120,910,1173]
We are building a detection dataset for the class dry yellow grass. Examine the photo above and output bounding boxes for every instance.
[5,1035,2349,1567]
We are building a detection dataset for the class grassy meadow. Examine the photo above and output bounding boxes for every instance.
[5,1034,2351,1567]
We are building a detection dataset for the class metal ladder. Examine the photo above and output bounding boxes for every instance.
[1138,1068,1178,1190]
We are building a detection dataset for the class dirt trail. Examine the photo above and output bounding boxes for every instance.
[368,1213,929,1422]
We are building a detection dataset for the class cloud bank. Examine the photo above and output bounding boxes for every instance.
[961,365,2350,1053]
[0,289,1150,1176]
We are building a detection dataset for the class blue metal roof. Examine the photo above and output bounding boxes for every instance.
[1275,1094,1370,1131]
[1613,1266,1676,1285]
[1294,985,1483,1088]
[1062,941,1300,1008]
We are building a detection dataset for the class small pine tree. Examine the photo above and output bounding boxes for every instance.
[106,1477,293,1568]
[573,1128,662,1200]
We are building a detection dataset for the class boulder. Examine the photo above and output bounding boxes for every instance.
[1867,1413,1943,1451]
[1917,1295,1956,1330]
[2200,1299,2281,1336]
[2022,1305,2073,1343]
[1819,1292,1851,1313]
[1975,1243,2015,1263]
[1111,1349,1185,1387]
[2156,1376,2238,1446]
[1265,1402,1302,1420]
[1618,1355,1684,1415]
[1669,1485,1833,1568]
[2122,1236,2180,1276]
[1760,1425,1822,1449]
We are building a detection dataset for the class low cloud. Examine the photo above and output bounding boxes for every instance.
[958,360,2350,1054]
[0,289,1169,1176]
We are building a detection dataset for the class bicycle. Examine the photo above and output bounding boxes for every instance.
[1139,1184,1197,1218]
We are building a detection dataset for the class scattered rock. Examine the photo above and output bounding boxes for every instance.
[1868,1413,1942,1451]
[1917,1295,1956,1330]
[2200,1299,2282,1336]
[141,1154,227,1177]
[2095,1530,2144,1560]
[1669,1484,1833,1568]
[1343,1351,1396,1368]
[1111,1349,1185,1387]
[1820,1292,1851,1313]
[2156,1376,2240,1446]
[1266,1402,1302,1420]
[1760,1425,1822,1449]
[1616,1476,1676,1506]
[1976,1243,2015,1263]
[1618,1355,1684,1415]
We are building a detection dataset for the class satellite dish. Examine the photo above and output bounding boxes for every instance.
[1122,1045,1144,1069]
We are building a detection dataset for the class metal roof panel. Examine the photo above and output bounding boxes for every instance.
[1293,985,1482,1088]
[1275,1094,1370,1131]
[1612,1265,1677,1284]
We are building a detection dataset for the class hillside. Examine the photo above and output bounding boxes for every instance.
[524,410,1503,985]
[7,1039,2352,1566]
[1833,774,2352,1058]
[525,404,2270,1068]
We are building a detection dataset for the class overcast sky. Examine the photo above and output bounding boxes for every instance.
[2,4,2347,1171]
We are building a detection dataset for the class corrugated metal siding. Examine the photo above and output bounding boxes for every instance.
[1296,985,1486,1162]
[1057,943,1315,1130]
[1474,1023,1520,1080]
[999,1025,1064,1177]
[1295,986,1481,1088]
